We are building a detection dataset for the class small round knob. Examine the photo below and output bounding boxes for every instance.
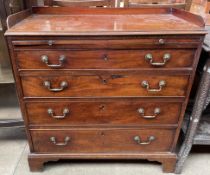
[48,108,53,115]
[60,81,68,88]
[48,40,54,46]
[145,53,153,61]
[43,81,50,87]
[134,136,140,142]
[41,55,49,63]
[141,80,149,88]
[159,80,166,87]
[158,39,165,45]
[163,53,171,61]
[59,55,66,62]
[154,108,161,115]
[149,136,155,141]
[137,108,144,114]
[63,108,70,114]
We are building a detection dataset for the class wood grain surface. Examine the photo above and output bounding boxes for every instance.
[16,49,196,69]
[21,74,189,97]
[30,128,175,153]
[25,100,182,126]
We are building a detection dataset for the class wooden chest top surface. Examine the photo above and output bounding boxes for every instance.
[5,7,206,36]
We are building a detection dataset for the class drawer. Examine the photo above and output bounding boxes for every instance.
[26,100,182,126]
[30,128,175,153]
[12,37,201,49]
[21,73,189,97]
[16,49,195,70]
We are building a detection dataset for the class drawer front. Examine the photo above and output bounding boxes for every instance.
[16,50,195,70]
[26,101,182,126]
[12,37,201,49]
[31,129,175,153]
[21,74,189,97]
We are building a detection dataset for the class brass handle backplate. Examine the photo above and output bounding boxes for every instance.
[145,53,171,66]
[134,136,155,145]
[50,136,70,146]
[48,108,70,119]
[41,55,66,68]
[138,107,160,119]
[141,80,166,92]
[43,81,68,92]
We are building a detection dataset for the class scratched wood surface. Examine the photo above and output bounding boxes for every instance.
[5,7,205,36]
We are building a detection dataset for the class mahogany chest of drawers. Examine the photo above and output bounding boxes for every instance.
[5,7,206,173]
